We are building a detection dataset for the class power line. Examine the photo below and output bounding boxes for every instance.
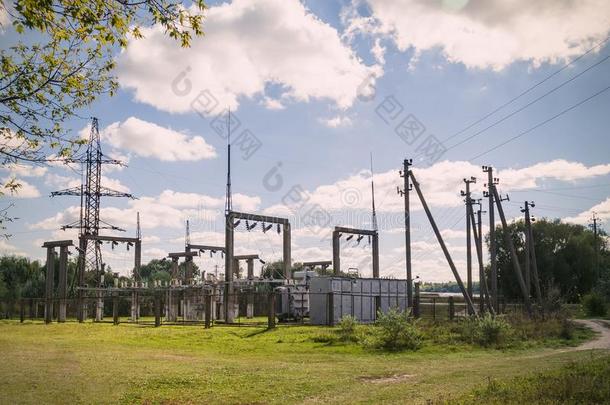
[441,35,610,145]
[446,54,610,153]
[469,84,610,160]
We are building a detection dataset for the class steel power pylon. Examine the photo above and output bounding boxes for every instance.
[51,117,134,291]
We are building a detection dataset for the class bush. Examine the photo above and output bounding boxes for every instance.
[364,308,423,351]
[461,314,513,347]
[582,293,607,317]
[337,315,358,342]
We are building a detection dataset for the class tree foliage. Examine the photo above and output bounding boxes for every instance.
[488,218,609,303]
[0,0,206,165]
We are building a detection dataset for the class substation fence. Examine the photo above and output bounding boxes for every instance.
[0,293,525,327]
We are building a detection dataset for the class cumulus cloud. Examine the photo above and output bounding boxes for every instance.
[287,160,610,214]
[100,117,216,161]
[563,197,610,225]
[2,163,47,178]
[117,0,380,113]
[347,0,610,70]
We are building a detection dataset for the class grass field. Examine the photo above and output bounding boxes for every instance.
[0,320,607,404]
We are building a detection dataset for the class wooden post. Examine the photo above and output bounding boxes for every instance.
[449,296,455,320]
[112,294,119,325]
[204,291,212,329]
[432,297,436,321]
[267,291,276,329]
[154,293,161,327]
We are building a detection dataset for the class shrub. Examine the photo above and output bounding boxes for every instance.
[461,314,513,347]
[364,308,423,351]
[337,315,358,342]
[582,293,607,317]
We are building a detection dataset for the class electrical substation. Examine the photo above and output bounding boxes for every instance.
[36,116,546,328]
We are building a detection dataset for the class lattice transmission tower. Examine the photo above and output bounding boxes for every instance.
[51,117,134,285]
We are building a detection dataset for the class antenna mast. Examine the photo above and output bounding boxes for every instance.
[370,152,378,232]
[225,109,233,215]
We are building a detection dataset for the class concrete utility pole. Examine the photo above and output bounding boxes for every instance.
[521,201,542,302]
[492,187,532,315]
[470,203,494,314]
[461,177,476,308]
[590,213,600,281]
[398,159,413,307]
[483,166,498,312]
[409,170,477,315]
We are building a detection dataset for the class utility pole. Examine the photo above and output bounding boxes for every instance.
[398,159,413,308]
[409,169,477,315]
[492,186,532,315]
[461,177,476,308]
[590,213,599,281]
[471,200,493,314]
[482,165,498,312]
[522,201,542,303]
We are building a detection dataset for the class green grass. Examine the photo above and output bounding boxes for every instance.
[0,320,606,404]
[444,354,610,404]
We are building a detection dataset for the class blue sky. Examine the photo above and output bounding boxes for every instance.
[1,0,609,282]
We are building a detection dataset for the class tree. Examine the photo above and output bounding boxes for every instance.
[488,218,608,303]
[0,0,206,165]
[139,258,200,283]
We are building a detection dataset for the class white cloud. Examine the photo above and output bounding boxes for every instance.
[2,163,47,178]
[563,197,610,225]
[117,0,380,113]
[100,117,216,161]
[318,115,353,128]
[348,0,610,70]
[0,239,25,256]
[289,160,610,214]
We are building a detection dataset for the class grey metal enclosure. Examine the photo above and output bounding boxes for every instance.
[309,277,408,325]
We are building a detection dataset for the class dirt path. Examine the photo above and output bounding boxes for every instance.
[574,319,610,350]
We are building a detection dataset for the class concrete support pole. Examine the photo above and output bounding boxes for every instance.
[409,171,477,315]
[58,246,68,322]
[247,258,254,319]
[403,159,413,308]
[130,291,139,322]
[204,290,212,329]
[487,168,499,313]
[471,209,494,315]
[332,230,340,275]
[464,180,473,308]
[76,237,87,322]
[112,293,119,325]
[492,187,532,315]
[95,291,104,322]
[529,227,543,303]
[224,213,235,323]
[44,247,55,324]
[372,232,380,278]
[267,290,276,329]
[154,292,161,327]
[283,223,291,279]
[524,205,531,297]
[413,282,420,318]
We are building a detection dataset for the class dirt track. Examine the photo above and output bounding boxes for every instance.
[574,319,610,350]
